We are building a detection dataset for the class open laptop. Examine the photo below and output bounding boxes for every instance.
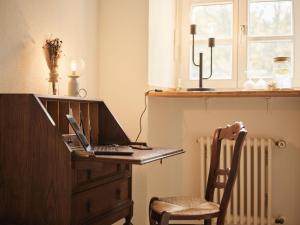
[66,114,134,155]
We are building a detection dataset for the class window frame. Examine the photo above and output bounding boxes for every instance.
[176,0,297,89]
[190,2,234,81]
[238,0,295,87]
[177,0,239,89]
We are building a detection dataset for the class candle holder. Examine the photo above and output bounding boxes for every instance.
[187,24,215,91]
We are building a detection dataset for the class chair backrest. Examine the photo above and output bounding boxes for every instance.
[205,122,247,214]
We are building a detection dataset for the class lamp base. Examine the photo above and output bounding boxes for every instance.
[68,76,80,97]
[187,87,215,91]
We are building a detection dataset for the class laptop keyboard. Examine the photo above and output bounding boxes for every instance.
[94,146,118,152]
[92,145,134,155]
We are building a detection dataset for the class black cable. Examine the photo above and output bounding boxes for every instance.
[134,90,157,142]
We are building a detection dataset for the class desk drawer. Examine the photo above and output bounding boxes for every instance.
[72,161,130,191]
[71,178,130,224]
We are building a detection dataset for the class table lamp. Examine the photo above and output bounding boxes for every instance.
[68,59,87,97]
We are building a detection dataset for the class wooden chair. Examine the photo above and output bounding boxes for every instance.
[149,122,247,225]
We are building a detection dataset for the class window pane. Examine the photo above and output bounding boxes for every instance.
[192,3,233,39]
[190,44,232,80]
[247,41,292,78]
[190,3,233,80]
[249,0,293,37]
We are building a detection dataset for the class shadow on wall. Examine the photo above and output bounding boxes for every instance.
[0,0,36,91]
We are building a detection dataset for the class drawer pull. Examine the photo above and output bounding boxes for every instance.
[87,169,92,180]
[86,200,91,213]
[116,188,121,200]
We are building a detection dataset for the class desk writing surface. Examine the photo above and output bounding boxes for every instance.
[72,148,184,165]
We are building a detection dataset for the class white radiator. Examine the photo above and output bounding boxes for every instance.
[198,137,273,225]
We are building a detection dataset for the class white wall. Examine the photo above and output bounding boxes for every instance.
[0,0,99,97]
[98,0,149,139]
[148,0,177,88]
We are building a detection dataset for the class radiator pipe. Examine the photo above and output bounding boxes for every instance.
[275,140,286,149]
[275,216,286,224]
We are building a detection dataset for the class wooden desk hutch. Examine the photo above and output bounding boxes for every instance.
[0,94,183,225]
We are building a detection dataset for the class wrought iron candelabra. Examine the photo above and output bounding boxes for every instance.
[187,24,215,91]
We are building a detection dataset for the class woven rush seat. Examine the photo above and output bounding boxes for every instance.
[152,196,220,216]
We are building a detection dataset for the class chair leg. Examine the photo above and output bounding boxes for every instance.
[149,197,170,225]
[216,216,225,225]
[149,197,159,225]
[159,211,170,225]
[124,203,133,225]
[204,219,211,225]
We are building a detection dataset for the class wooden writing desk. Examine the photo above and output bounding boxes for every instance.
[0,94,184,225]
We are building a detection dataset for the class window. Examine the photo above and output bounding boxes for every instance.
[190,3,233,80]
[177,0,295,88]
[246,0,293,79]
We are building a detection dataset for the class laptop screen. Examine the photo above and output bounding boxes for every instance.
[66,114,92,151]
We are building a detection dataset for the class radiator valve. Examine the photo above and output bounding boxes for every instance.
[275,216,286,224]
[275,140,286,149]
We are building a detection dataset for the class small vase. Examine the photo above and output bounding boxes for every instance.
[48,81,59,95]
[49,71,59,95]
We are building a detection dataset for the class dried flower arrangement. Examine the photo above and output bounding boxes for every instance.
[43,38,63,95]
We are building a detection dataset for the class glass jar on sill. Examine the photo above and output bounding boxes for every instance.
[273,56,292,89]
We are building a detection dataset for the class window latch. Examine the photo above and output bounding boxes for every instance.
[239,25,247,43]
[240,25,247,35]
